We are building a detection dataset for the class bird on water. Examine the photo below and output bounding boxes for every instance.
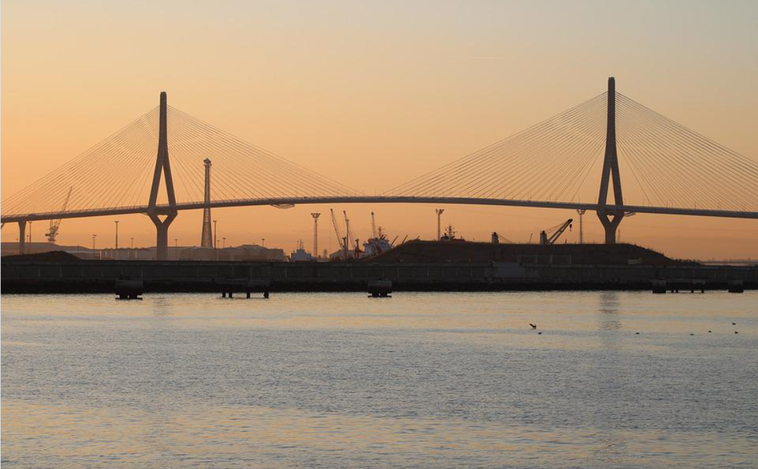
[529,323,537,329]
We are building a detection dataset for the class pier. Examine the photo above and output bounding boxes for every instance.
[3,258,756,293]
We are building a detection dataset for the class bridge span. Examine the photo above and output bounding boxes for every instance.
[3,77,757,259]
[3,196,757,224]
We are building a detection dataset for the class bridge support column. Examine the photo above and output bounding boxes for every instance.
[597,209,624,244]
[597,77,625,244]
[18,221,26,255]
[149,212,176,261]
[147,91,177,261]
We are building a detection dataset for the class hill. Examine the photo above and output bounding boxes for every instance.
[366,241,683,266]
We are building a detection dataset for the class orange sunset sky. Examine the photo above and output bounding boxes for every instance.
[2,0,757,259]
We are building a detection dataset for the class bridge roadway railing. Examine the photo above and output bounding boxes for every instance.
[3,196,758,223]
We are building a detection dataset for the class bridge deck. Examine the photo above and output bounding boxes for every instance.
[2,196,757,223]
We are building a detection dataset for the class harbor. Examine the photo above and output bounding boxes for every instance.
[3,2,758,467]
[3,244,755,294]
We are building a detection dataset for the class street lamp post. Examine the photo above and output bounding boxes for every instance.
[575,209,586,244]
[92,234,97,253]
[435,209,444,241]
[213,220,218,261]
[114,221,119,250]
[222,237,226,249]
[131,237,134,249]
[262,238,265,247]
[213,220,218,249]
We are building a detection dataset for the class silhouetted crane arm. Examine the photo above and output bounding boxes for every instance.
[343,210,354,249]
[330,209,345,250]
[45,187,73,243]
[546,218,573,244]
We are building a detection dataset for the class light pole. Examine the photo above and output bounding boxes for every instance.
[131,237,134,249]
[114,220,119,250]
[262,238,265,247]
[222,237,226,249]
[575,209,586,244]
[311,212,320,257]
[29,221,33,243]
[213,220,218,249]
[92,234,97,251]
[435,209,444,241]
[213,220,218,261]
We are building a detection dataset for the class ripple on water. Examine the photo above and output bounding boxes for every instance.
[2,291,757,468]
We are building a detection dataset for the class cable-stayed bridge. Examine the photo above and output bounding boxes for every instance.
[3,78,757,259]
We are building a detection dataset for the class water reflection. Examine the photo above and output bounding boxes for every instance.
[2,292,757,468]
[150,295,174,316]
[597,291,621,331]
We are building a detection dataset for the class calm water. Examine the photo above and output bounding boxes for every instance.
[2,292,757,468]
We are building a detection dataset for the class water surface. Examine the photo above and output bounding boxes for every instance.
[3,292,757,468]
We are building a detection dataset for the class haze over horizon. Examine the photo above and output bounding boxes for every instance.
[2,0,757,259]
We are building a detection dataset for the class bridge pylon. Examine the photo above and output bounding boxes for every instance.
[597,77,625,244]
[147,91,178,260]
[201,158,213,248]
[18,221,26,255]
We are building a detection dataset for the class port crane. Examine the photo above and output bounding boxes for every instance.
[539,218,573,245]
[330,209,346,251]
[491,232,513,244]
[45,187,73,243]
[343,210,355,249]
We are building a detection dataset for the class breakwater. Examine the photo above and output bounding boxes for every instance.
[2,259,756,293]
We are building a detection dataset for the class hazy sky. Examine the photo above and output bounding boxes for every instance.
[2,0,757,258]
